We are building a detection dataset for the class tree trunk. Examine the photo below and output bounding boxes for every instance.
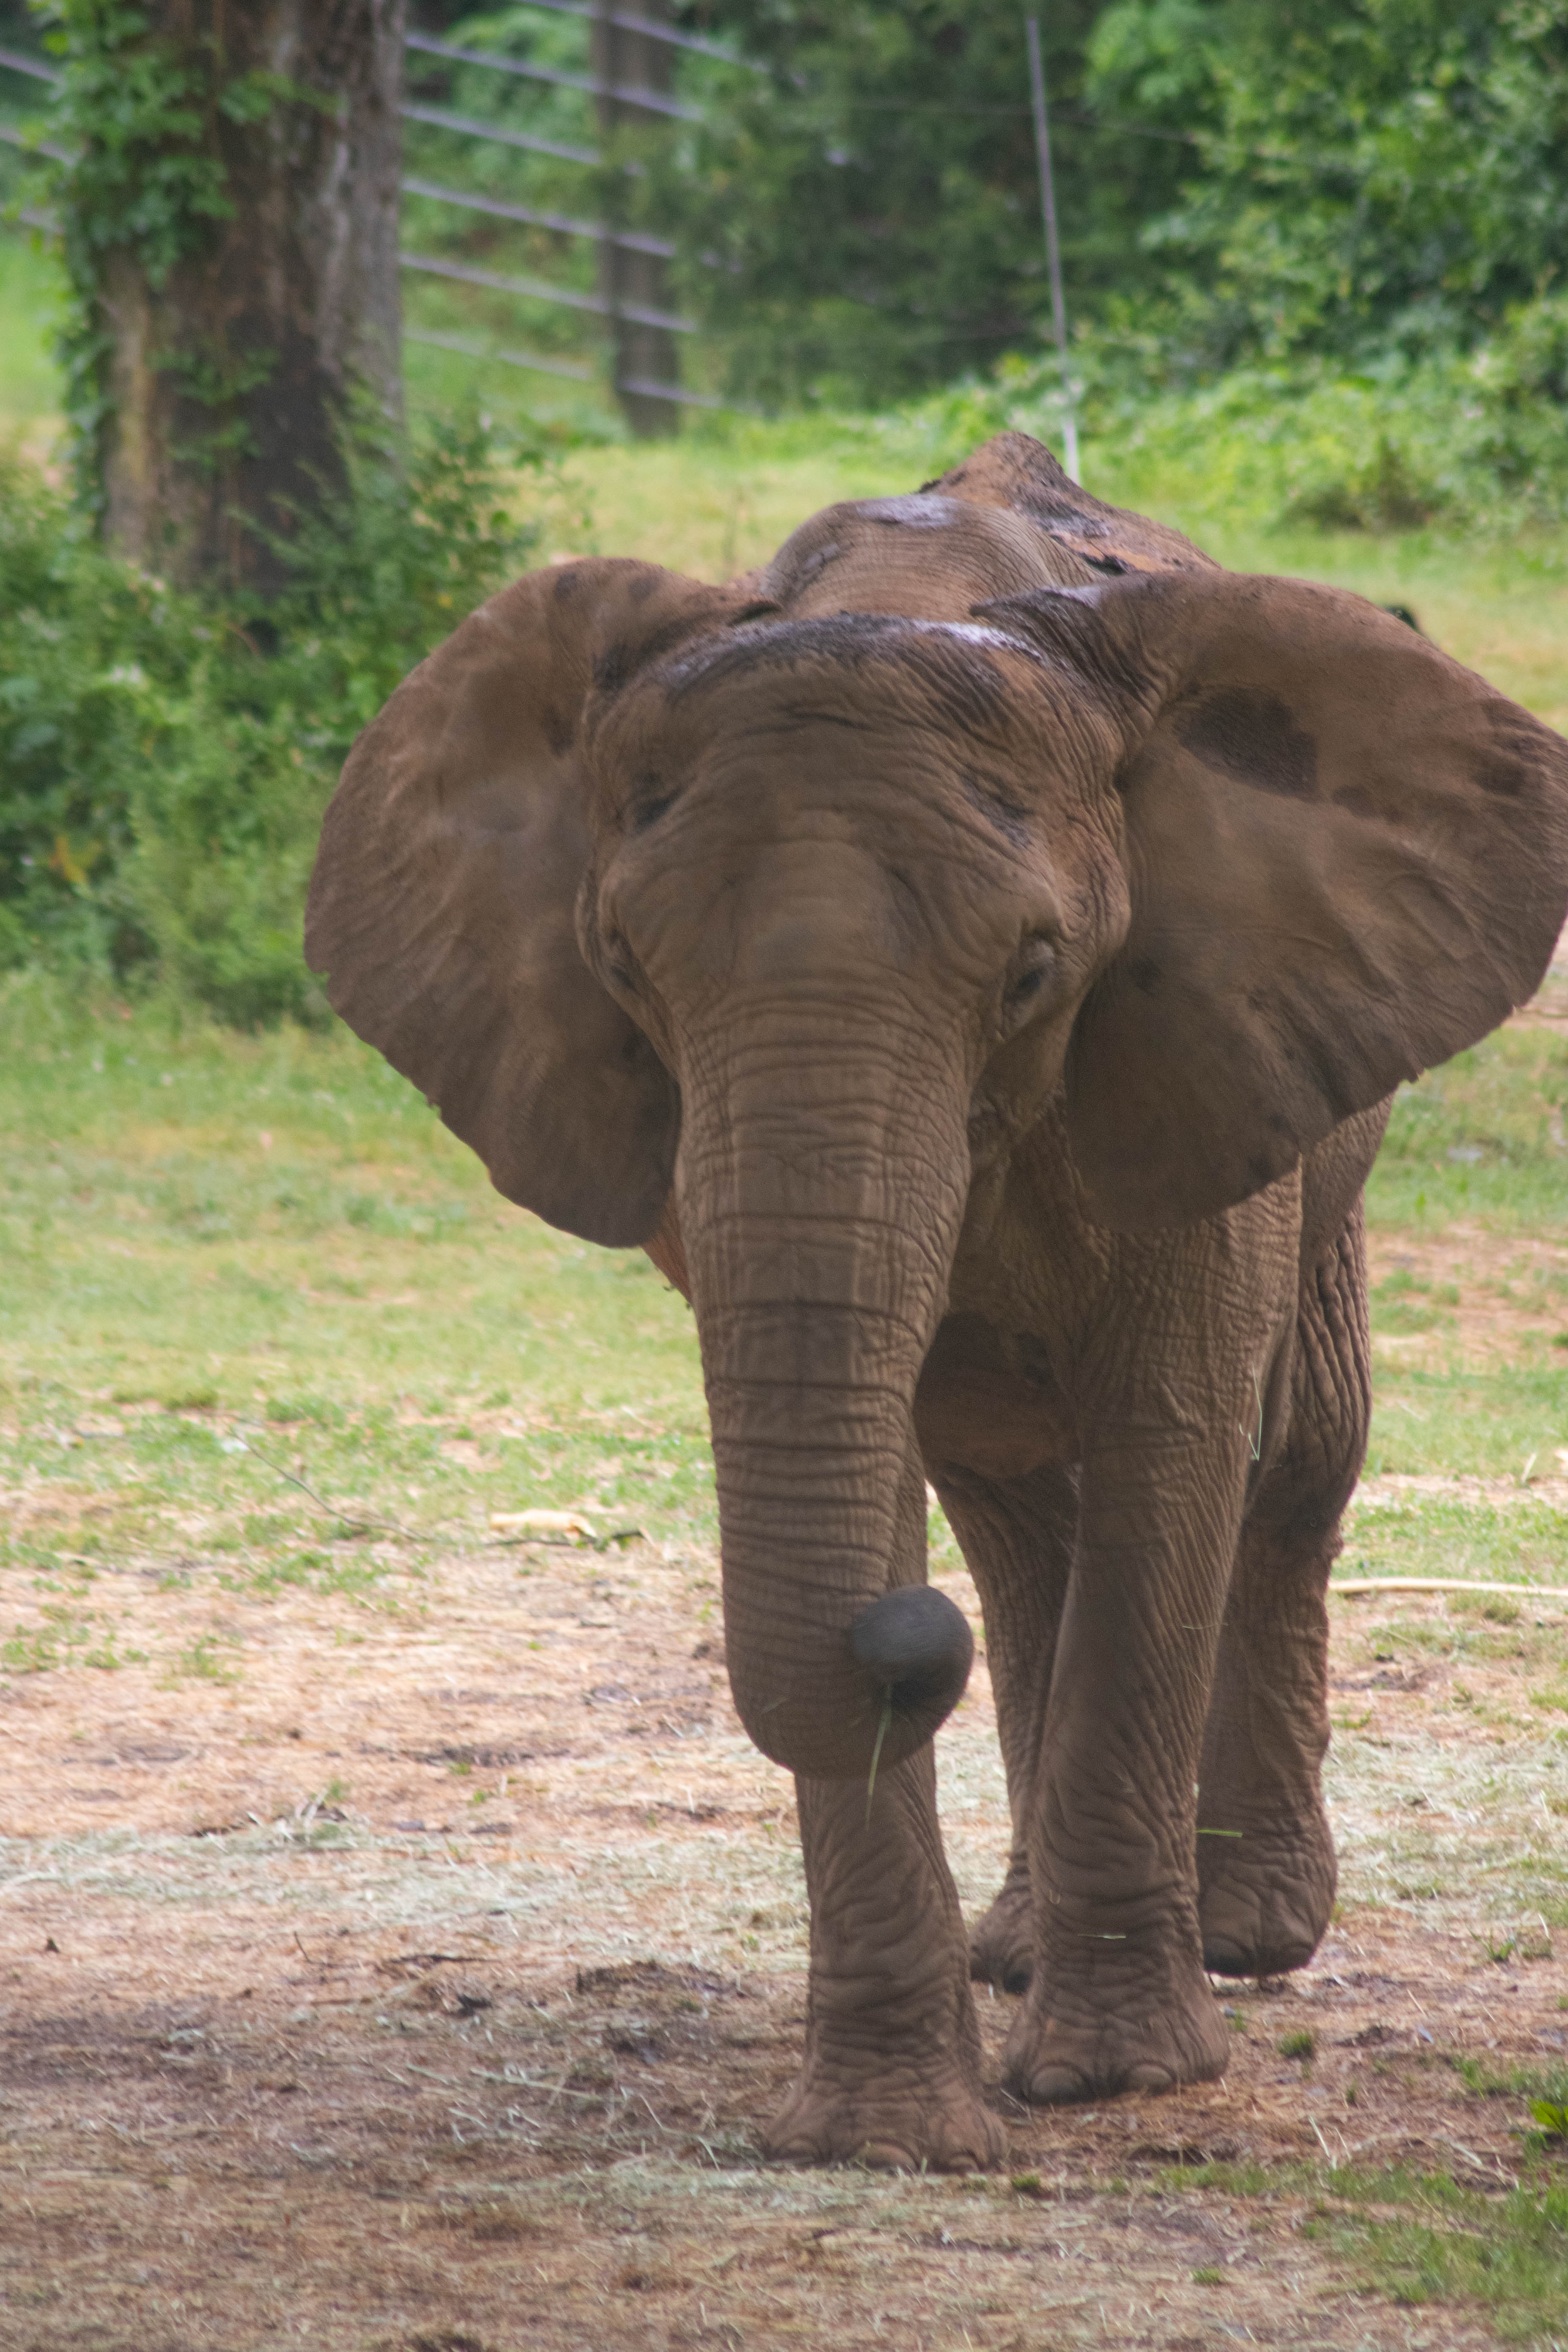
[81,1,405,597]
[593,0,680,439]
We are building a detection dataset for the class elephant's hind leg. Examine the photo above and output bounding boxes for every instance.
[933,1463,1077,1995]
[1197,1213,1371,1977]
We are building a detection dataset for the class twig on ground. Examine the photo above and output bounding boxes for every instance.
[487,1528,645,1554]
[1432,2131,1517,2188]
[1330,1577,1568,1599]
[227,1424,421,1543]
[228,1424,643,1555]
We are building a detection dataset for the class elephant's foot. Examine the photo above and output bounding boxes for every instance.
[763,2051,1007,2173]
[969,1862,1034,1994]
[781,1751,1004,2169]
[1197,1805,1336,1978]
[1002,1950,1230,2105]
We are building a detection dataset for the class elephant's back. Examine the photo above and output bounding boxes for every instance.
[755,492,1095,624]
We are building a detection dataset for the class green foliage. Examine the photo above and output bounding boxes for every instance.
[0,409,544,1021]
[655,5,1058,407]
[1087,0,1568,373]
[669,3,1568,404]
[23,1,320,509]
[402,5,617,379]
[863,314,1568,534]
[659,1,1197,409]
[35,1,233,285]
[15,2,1568,420]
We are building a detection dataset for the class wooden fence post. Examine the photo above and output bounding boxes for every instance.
[593,1,680,438]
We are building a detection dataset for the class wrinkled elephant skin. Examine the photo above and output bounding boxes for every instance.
[306,434,1568,2171]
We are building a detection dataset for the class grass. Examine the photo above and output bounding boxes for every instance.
[1,979,1566,1687]
[1325,2182,1568,2341]
[524,411,1568,740]
[1162,2160,1568,2344]
[1362,1371,1568,1488]
[0,230,60,463]
[1452,2057,1568,2108]
[549,424,1568,722]
[0,970,717,1673]
[0,232,1561,1608]
[1368,1030,1568,1234]
[2,975,1566,1790]
[1343,1494,1568,1579]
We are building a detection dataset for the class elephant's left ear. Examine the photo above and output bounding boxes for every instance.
[984,572,1568,1229]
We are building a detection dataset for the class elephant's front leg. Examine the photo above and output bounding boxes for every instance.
[764,1746,1006,2171]
[1004,1435,1244,2104]
[763,1432,1005,2172]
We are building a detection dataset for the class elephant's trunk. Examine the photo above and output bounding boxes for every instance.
[679,1009,974,1780]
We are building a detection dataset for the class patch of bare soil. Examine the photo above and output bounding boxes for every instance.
[1350,1466,1568,1516]
[1,1529,1563,2350]
[1365,1225,1568,1371]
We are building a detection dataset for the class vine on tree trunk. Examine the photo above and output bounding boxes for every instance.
[30,2,325,517]
[26,0,406,596]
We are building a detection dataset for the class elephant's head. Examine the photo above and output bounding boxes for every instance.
[306,433,1568,1781]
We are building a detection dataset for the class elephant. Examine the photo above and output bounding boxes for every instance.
[306,431,1568,2172]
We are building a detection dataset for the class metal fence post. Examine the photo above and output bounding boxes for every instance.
[594,1,681,438]
[1024,14,1078,483]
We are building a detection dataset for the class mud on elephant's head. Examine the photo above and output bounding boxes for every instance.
[307,432,1568,1779]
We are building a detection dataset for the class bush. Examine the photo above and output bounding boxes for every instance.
[0,408,545,1023]
[824,294,1568,541]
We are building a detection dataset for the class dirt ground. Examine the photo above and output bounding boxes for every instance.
[2,1507,1565,2352]
[4,950,1567,2352]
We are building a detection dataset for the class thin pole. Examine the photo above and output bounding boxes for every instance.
[1025,15,1079,482]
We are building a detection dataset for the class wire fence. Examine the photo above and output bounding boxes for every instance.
[0,13,1224,438]
[0,11,738,433]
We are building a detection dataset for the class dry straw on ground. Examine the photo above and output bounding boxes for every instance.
[3,1514,1565,2350]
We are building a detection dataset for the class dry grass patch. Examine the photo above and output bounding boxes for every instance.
[4,1537,1568,2347]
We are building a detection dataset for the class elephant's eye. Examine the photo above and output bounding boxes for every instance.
[1004,937,1057,1018]
[630,786,678,833]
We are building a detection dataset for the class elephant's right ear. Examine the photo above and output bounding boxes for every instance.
[306,559,736,1246]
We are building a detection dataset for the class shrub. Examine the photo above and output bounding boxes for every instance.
[833,296,1568,540]
[0,407,546,1022]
